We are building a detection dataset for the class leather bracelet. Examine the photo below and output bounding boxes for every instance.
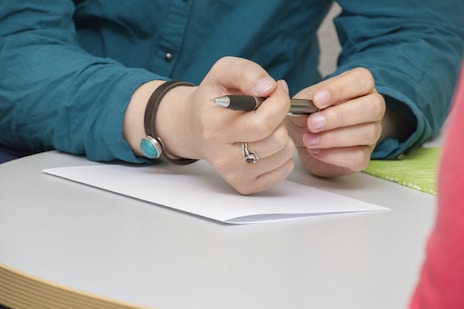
[140,80,198,165]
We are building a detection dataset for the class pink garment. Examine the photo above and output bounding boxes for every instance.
[410,66,464,308]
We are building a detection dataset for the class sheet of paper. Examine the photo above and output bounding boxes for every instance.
[43,161,388,224]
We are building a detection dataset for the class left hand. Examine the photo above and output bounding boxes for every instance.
[285,67,385,177]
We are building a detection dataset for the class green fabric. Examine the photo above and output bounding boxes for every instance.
[363,147,442,195]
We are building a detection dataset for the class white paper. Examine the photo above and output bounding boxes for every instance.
[43,162,388,224]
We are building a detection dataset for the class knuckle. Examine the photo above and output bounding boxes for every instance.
[285,138,296,155]
[362,123,381,143]
[358,93,385,122]
[375,122,383,141]
[216,56,236,67]
[252,116,275,139]
[213,56,248,74]
[212,57,228,71]
[222,170,253,195]
[271,125,289,146]
[353,67,375,90]
[266,126,295,156]
[370,94,386,119]
[286,158,295,173]
[351,148,371,172]
[235,179,260,195]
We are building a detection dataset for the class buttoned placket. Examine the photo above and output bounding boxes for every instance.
[151,1,192,77]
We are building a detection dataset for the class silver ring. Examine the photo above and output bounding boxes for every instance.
[242,142,259,164]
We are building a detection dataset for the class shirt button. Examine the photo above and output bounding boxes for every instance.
[165,52,173,61]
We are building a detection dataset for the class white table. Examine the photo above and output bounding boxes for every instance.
[0,151,436,309]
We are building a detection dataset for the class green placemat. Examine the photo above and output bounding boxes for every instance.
[363,147,442,195]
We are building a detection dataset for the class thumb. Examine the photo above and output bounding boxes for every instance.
[204,56,277,97]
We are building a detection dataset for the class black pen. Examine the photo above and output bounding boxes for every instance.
[211,95,318,115]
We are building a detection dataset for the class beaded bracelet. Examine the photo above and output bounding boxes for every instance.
[140,80,198,165]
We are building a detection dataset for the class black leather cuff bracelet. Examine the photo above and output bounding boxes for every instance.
[140,80,198,165]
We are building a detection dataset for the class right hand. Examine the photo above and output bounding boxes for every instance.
[164,57,296,194]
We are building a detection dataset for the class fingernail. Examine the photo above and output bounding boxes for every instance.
[308,114,326,131]
[304,134,320,146]
[280,80,289,93]
[314,90,330,106]
[253,76,275,95]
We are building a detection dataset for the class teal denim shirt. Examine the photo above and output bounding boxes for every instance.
[1,1,463,162]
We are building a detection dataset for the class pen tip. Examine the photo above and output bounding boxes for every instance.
[211,96,230,107]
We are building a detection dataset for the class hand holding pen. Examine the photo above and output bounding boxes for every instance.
[171,57,296,194]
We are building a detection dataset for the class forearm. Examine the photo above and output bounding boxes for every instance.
[0,49,158,162]
[1,2,176,163]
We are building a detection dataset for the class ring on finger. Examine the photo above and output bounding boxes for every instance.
[241,142,259,164]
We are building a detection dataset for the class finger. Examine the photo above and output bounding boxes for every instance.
[204,56,277,97]
[297,148,354,177]
[240,136,295,173]
[239,124,291,160]
[232,158,294,195]
[234,145,295,195]
[209,131,294,178]
[303,121,381,150]
[307,92,385,133]
[312,67,376,109]
[305,145,372,173]
[226,80,291,142]
[216,138,295,195]
[251,158,294,194]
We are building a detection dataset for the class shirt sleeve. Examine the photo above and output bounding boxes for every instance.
[334,0,464,159]
[0,1,164,163]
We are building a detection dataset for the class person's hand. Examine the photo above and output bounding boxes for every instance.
[160,57,296,194]
[285,68,385,177]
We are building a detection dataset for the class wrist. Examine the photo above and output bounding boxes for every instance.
[141,81,197,164]
[155,82,199,161]
[123,80,198,164]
